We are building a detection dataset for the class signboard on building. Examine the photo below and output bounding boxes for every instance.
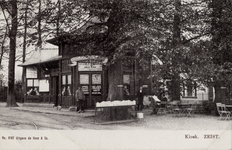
[92,74,101,84]
[92,85,101,94]
[81,85,89,94]
[78,62,102,71]
[39,79,49,92]
[80,74,89,84]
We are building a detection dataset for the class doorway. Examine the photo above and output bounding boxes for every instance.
[52,76,59,106]
[79,72,102,108]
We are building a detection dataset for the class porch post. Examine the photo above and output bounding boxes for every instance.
[221,87,226,104]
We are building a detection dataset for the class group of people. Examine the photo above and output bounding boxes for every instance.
[137,86,168,114]
[149,94,167,115]
[27,88,39,95]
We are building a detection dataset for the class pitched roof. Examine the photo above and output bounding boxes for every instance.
[18,49,62,67]
[47,16,108,45]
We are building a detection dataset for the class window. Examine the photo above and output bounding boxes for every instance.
[227,84,232,101]
[92,74,101,84]
[27,79,39,95]
[123,74,131,98]
[123,74,130,84]
[91,74,101,95]
[182,80,197,98]
[62,74,72,96]
[79,74,89,84]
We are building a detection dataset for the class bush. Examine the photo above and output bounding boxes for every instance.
[203,101,219,116]
[15,81,23,102]
[0,87,7,102]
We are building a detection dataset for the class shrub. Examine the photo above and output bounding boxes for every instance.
[203,101,219,116]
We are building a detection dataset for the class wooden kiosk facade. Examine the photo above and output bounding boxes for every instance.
[19,37,153,109]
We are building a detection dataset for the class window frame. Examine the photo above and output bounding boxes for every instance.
[182,80,197,98]
[26,78,39,95]
[61,74,72,96]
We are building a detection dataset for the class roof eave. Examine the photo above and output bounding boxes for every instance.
[46,37,60,46]
[18,56,63,67]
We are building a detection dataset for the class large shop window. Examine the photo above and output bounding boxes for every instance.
[27,79,39,95]
[62,74,72,96]
[182,80,197,98]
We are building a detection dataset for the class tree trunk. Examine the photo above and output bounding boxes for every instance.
[0,26,7,68]
[171,0,181,101]
[211,0,224,104]
[22,0,29,103]
[106,60,123,101]
[36,0,42,50]
[96,60,131,122]
[171,73,180,101]
[57,0,60,37]
[6,0,18,107]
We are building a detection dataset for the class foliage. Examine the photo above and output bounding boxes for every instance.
[58,0,162,62]
[1,0,232,105]
[15,80,22,102]
[203,101,218,116]
[210,0,232,83]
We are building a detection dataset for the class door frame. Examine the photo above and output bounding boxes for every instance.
[78,72,103,108]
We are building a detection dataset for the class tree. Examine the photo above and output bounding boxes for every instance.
[210,0,232,103]
[0,23,9,69]
[149,0,211,100]
[21,0,30,103]
[77,0,162,100]
[53,0,212,102]
[49,0,163,120]
[0,0,19,107]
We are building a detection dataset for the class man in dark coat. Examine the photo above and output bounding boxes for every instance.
[75,86,85,113]
[137,86,145,111]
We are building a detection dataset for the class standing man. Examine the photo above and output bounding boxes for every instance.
[75,86,85,113]
[137,86,145,111]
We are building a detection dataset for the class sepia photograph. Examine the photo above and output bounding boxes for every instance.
[0,0,231,149]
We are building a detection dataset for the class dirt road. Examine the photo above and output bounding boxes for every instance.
[0,105,231,130]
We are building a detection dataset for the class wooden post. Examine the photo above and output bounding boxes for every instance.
[221,87,226,104]
[120,59,123,101]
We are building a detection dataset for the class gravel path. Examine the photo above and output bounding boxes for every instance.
[0,103,231,130]
[91,108,232,130]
